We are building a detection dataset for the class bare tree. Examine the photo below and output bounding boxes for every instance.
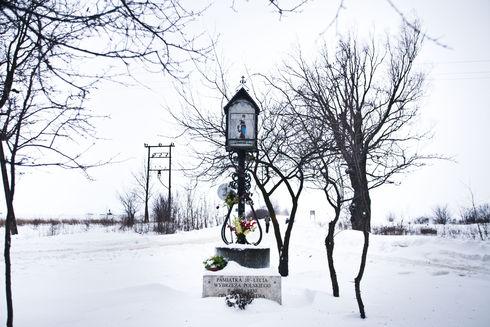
[229,0,311,16]
[432,205,451,225]
[289,95,347,296]
[132,161,156,223]
[269,21,431,318]
[247,102,314,276]
[306,154,347,297]
[0,1,209,325]
[119,189,139,227]
[0,0,209,224]
[322,164,345,297]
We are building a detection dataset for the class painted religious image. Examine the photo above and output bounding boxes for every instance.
[227,99,256,148]
[237,114,247,139]
[229,112,255,142]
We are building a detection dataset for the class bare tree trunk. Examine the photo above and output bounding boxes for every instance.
[278,248,289,276]
[278,191,302,277]
[469,188,485,241]
[325,219,339,297]
[251,170,283,257]
[476,223,484,241]
[1,141,14,326]
[354,230,370,319]
[4,212,13,327]
[0,145,17,235]
[348,168,371,232]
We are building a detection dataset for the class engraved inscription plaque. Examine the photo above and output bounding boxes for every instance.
[203,275,281,304]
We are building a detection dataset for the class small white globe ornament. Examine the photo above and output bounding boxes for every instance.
[217,183,232,200]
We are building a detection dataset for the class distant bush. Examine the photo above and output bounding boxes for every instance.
[460,203,490,224]
[174,190,217,232]
[372,225,407,235]
[0,218,118,227]
[420,227,437,235]
[89,218,119,226]
[413,216,430,224]
[152,194,177,234]
[0,218,120,237]
[118,190,139,228]
[432,205,451,225]
[372,224,441,236]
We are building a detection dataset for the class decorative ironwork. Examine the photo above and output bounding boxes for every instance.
[230,171,251,193]
[221,190,263,246]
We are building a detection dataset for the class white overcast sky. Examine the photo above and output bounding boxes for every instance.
[4,0,490,222]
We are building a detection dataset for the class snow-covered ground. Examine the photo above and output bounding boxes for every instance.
[1,219,489,326]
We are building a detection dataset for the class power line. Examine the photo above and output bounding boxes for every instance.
[429,76,490,81]
[434,71,490,75]
[418,59,490,65]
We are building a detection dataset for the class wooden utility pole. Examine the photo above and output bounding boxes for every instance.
[143,143,175,222]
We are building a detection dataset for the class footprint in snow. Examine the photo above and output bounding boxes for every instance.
[432,270,450,276]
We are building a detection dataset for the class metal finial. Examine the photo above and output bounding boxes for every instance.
[237,76,249,91]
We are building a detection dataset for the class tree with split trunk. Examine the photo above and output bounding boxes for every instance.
[308,152,347,297]
[318,159,345,297]
[269,21,430,318]
[286,100,348,296]
[0,1,209,325]
[118,189,139,228]
[247,101,315,276]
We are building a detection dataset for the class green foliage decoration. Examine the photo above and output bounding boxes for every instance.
[203,255,228,271]
[225,191,239,208]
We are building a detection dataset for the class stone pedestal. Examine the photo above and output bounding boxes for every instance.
[215,246,270,268]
